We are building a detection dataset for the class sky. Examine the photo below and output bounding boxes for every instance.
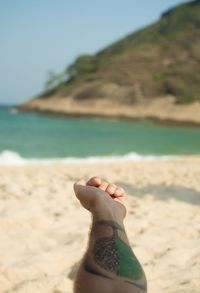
[0,0,188,105]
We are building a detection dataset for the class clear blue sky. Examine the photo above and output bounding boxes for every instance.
[0,0,188,105]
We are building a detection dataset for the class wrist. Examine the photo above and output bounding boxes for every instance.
[92,207,125,227]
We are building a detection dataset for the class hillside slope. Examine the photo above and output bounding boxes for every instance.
[18,0,200,125]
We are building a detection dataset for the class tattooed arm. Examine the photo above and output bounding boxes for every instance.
[73,177,147,293]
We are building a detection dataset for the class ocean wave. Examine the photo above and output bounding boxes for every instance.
[0,150,175,166]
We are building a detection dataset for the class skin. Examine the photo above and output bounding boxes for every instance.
[73,176,147,293]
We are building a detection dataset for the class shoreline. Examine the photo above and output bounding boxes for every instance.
[15,106,200,128]
[0,150,200,166]
[15,95,200,128]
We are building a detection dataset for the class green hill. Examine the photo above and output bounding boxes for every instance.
[19,0,200,125]
[42,0,200,104]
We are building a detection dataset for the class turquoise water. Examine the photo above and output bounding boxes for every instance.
[0,105,200,160]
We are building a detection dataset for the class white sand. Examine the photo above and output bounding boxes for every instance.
[0,157,200,293]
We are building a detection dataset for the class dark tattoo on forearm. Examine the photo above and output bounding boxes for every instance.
[84,259,146,291]
[94,220,143,280]
[84,220,146,291]
[84,259,113,281]
[94,236,119,273]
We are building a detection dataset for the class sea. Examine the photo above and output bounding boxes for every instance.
[1,105,200,165]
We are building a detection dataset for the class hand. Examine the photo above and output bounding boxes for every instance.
[74,176,126,221]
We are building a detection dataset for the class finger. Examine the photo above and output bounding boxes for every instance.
[99,181,109,191]
[114,196,125,204]
[113,187,125,197]
[87,176,101,187]
[105,184,117,195]
[74,178,86,187]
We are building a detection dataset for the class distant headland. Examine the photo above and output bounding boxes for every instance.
[17,0,200,126]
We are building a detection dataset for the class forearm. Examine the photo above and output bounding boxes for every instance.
[74,213,147,293]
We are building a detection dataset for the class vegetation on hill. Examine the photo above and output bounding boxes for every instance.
[43,0,200,104]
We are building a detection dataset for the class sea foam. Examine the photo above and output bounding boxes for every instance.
[0,150,175,166]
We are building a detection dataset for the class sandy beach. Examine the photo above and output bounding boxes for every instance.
[0,157,200,293]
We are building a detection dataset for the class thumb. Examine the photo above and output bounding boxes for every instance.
[74,178,86,198]
[74,181,101,209]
